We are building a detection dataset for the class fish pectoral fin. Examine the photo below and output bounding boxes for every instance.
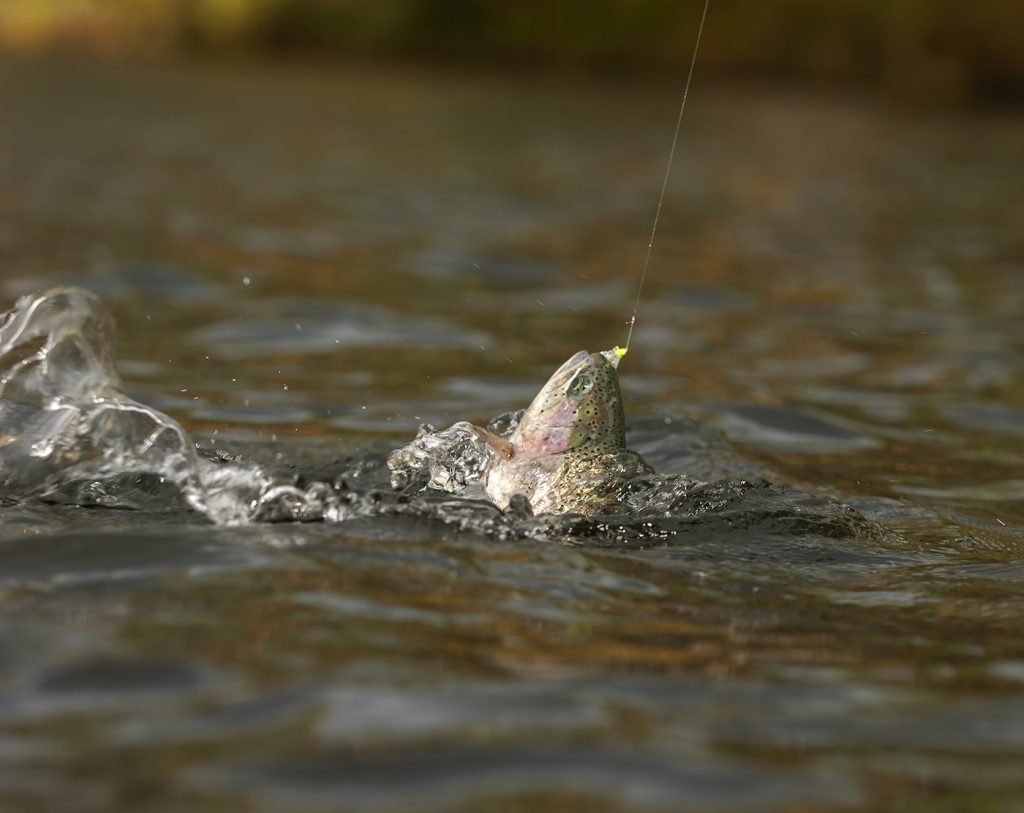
[471,425,515,460]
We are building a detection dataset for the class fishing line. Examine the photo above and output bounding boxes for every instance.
[622,0,711,355]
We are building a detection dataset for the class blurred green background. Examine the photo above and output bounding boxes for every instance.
[1,0,1022,104]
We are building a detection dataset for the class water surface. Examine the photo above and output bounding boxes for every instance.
[1,59,1023,811]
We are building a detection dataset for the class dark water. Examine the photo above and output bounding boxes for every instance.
[1,59,1024,812]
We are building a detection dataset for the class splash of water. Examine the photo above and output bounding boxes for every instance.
[0,287,882,546]
[387,410,523,496]
[0,287,312,524]
[0,287,539,530]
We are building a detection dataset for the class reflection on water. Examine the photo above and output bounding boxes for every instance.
[1,60,1024,811]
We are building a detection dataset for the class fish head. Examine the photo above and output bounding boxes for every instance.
[509,348,626,458]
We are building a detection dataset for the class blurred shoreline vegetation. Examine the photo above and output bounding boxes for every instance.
[0,0,1022,104]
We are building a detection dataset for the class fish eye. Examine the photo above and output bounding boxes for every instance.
[567,374,593,397]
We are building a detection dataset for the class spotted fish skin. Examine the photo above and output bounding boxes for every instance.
[481,349,652,515]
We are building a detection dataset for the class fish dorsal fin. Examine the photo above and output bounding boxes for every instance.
[471,425,515,461]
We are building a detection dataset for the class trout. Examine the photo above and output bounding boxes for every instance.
[474,348,652,515]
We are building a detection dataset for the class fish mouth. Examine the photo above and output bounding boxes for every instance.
[600,347,625,369]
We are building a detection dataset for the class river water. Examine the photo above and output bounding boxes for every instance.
[1,59,1023,812]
